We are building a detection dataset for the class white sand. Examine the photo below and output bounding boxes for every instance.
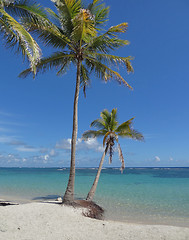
[0,203,189,240]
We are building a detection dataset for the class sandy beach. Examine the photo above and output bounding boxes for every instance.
[0,202,189,240]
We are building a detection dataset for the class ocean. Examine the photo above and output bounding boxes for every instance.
[0,167,189,227]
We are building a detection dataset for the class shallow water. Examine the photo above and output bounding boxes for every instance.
[0,167,189,227]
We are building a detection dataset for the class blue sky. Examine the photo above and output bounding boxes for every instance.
[0,0,189,167]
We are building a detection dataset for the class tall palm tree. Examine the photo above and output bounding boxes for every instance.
[82,108,144,201]
[0,0,41,72]
[19,0,134,204]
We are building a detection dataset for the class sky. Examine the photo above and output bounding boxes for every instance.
[0,0,189,168]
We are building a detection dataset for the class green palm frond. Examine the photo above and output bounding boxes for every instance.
[91,53,134,73]
[110,108,118,131]
[45,7,60,23]
[85,22,129,52]
[88,0,109,26]
[115,117,135,133]
[118,129,144,141]
[4,0,48,21]
[55,0,81,20]
[90,118,106,129]
[0,8,41,73]
[19,52,74,78]
[21,14,74,51]
[71,8,97,46]
[107,23,128,35]
[82,129,106,139]
[91,37,129,54]
[100,109,111,129]
[80,63,90,97]
[55,0,81,36]
[85,56,132,89]
[7,2,73,50]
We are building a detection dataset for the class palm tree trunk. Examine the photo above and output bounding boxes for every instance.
[63,59,81,204]
[86,144,109,201]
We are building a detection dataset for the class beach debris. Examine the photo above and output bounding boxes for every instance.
[0,201,19,206]
[56,197,63,202]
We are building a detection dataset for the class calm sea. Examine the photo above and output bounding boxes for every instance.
[0,167,189,227]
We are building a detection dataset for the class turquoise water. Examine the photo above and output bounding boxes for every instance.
[0,167,189,227]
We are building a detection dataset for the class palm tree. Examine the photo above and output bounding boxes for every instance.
[0,0,41,72]
[18,0,134,204]
[82,108,144,201]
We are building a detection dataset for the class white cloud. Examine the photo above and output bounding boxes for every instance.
[155,156,160,162]
[49,149,57,157]
[0,136,14,143]
[56,138,72,150]
[16,146,39,152]
[56,138,104,152]
[9,140,26,146]
[44,154,49,160]
[0,153,22,165]
[169,157,173,161]
[22,158,27,162]
[0,135,26,146]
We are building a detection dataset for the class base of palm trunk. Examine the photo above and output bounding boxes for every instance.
[68,199,104,220]
[62,196,74,205]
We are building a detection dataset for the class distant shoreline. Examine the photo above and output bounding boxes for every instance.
[0,166,189,169]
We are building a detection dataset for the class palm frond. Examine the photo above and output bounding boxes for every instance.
[4,0,48,21]
[82,129,106,139]
[90,118,106,129]
[5,1,72,50]
[0,8,41,73]
[45,7,60,24]
[86,35,129,54]
[88,0,109,26]
[21,13,74,51]
[54,0,81,36]
[110,108,118,131]
[100,109,111,130]
[107,23,128,35]
[54,0,81,19]
[85,22,129,52]
[71,8,97,46]
[80,63,90,97]
[85,56,132,89]
[118,129,144,141]
[19,52,74,78]
[115,117,135,133]
[90,53,134,73]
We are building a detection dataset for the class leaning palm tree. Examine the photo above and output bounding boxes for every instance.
[82,108,144,201]
[19,0,134,204]
[0,0,41,72]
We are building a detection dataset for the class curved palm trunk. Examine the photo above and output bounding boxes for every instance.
[63,59,81,204]
[86,144,109,201]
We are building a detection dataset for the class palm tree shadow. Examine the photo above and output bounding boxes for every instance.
[32,195,61,201]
